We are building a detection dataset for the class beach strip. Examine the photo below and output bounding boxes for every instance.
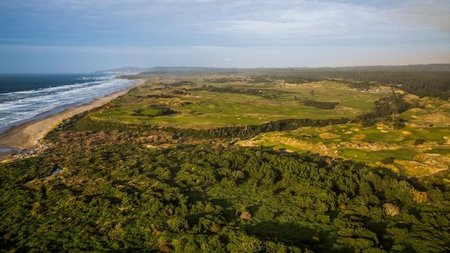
[0,79,145,151]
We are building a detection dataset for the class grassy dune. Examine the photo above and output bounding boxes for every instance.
[78,77,449,178]
[243,101,450,177]
[87,80,386,129]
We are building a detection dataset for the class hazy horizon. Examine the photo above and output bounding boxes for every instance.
[1,0,450,73]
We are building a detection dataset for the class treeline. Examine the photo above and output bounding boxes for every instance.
[172,118,349,139]
[248,70,450,99]
[302,100,339,110]
[163,80,194,87]
[1,143,448,252]
[357,93,412,126]
[204,77,248,83]
[57,92,410,139]
[131,106,176,117]
[57,114,349,140]
[130,65,450,99]
[194,86,294,99]
[195,86,264,96]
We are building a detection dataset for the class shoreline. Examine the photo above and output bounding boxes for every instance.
[0,78,145,153]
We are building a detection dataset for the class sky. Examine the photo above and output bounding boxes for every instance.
[0,0,449,73]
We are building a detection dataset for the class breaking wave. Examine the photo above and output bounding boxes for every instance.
[0,76,135,133]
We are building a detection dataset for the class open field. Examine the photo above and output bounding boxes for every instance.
[85,79,388,129]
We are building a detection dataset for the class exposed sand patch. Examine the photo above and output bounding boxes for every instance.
[351,134,366,141]
[394,160,436,177]
[419,113,450,126]
[319,132,340,139]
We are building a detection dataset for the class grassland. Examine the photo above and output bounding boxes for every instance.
[86,79,387,129]
[241,94,450,177]
[75,76,449,178]
[2,73,450,252]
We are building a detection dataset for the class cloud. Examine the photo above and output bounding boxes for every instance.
[0,0,449,71]
[211,2,384,37]
[2,0,449,38]
[391,0,450,32]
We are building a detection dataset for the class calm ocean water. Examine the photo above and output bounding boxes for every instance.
[0,74,135,133]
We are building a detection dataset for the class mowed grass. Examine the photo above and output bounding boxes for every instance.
[283,122,450,145]
[244,93,450,177]
[90,104,162,124]
[276,82,386,112]
[247,124,449,176]
[340,149,418,163]
[88,80,387,129]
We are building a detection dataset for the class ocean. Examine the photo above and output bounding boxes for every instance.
[0,74,135,134]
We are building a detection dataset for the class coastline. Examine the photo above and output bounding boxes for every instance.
[0,78,145,152]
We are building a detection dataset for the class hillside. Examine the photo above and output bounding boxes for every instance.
[1,73,449,252]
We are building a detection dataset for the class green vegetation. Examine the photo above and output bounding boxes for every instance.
[247,121,450,177]
[1,142,449,252]
[2,71,450,252]
[302,100,339,110]
[238,65,450,99]
[84,80,385,129]
[358,93,412,126]
[340,148,417,163]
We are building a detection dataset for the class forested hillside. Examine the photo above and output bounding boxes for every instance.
[1,140,449,252]
[1,72,449,252]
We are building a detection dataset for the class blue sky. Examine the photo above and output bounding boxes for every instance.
[0,0,449,72]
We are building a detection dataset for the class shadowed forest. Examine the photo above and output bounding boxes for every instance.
[1,66,449,252]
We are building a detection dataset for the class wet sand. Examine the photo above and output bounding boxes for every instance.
[0,79,145,151]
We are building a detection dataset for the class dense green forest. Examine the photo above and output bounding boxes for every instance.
[2,68,449,252]
[1,139,449,252]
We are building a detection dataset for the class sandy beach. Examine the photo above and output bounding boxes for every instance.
[0,78,145,151]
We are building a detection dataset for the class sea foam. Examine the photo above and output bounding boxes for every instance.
[0,76,135,133]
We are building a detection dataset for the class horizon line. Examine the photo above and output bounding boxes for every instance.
[1,62,450,74]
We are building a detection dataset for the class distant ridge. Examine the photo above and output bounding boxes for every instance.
[141,67,241,74]
[306,63,450,72]
[96,63,450,75]
[94,67,149,75]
